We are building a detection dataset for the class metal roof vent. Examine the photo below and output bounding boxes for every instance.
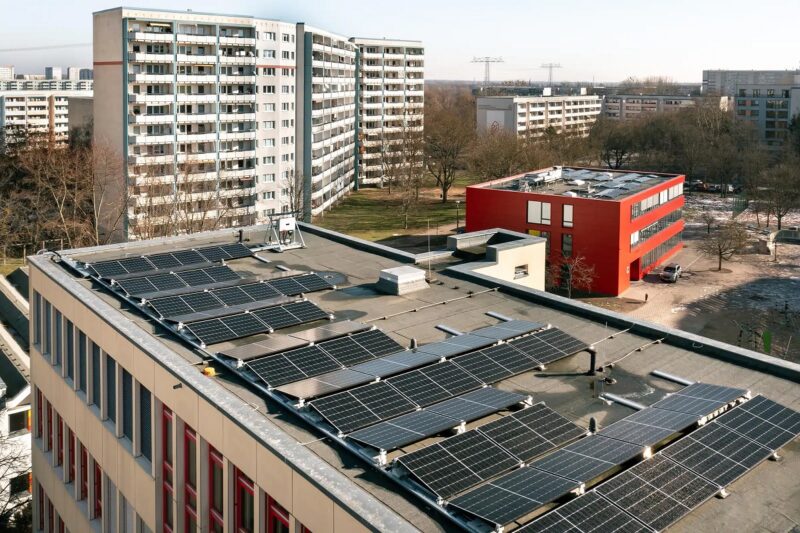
[376,266,429,295]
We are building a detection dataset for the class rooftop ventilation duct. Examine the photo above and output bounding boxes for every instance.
[376,266,429,295]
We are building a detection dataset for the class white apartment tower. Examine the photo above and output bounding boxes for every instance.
[0,90,93,150]
[350,38,424,185]
[477,94,601,138]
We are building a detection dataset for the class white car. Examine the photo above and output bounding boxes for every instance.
[660,264,681,283]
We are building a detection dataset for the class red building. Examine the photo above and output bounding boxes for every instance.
[466,166,685,295]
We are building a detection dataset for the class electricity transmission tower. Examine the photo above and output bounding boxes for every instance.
[472,57,504,86]
[540,62,562,85]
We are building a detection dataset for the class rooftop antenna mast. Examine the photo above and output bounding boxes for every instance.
[541,62,562,85]
[472,57,504,87]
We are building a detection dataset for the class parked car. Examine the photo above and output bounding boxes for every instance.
[660,263,682,283]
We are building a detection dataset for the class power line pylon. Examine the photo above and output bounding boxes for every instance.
[472,57,504,86]
[540,62,562,85]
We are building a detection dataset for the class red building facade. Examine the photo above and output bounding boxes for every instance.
[465,167,685,295]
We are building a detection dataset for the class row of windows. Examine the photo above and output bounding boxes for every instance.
[641,232,683,271]
[630,208,682,248]
[33,292,153,463]
[631,182,683,219]
[527,201,574,228]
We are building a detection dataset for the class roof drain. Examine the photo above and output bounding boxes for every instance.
[435,324,463,337]
[651,370,695,386]
[485,311,514,322]
[600,393,646,411]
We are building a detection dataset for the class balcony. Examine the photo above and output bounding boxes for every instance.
[219,149,255,160]
[177,113,217,123]
[129,133,175,144]
[176,152,216,163]
[219,112,255,122]
[219,36,256,46]
[130,32,172,43]
[128,154,173,165]
[177,54,218,64]
[129,93,173,104]
[176,132,217,143]
[129,114,174,124]
[176,74,217,83]
[129,73,173,83]
[177,94,217,104]
[218,74,255,83]
[219,168,255,178]
[220,93,255,104]
[219,130,256,141]
[219,55,256,65]
[129,52,173,63]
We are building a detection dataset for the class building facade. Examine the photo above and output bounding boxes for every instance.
[0,90,94,150]
[733,85,800,149]
[466,166,685,295]
[0,80,93,91]
[602,94,731,120]
[702,69,800,96]
[79,69,94,80]
[350,38,424,185]
[0,66,14,81]
[45,67,63,81]
[477,94,601,138]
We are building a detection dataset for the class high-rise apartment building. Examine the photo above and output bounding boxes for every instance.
[66,67,80,81]
[0,80,93,91]
[44,67,63,80]
[702,69,800,96]
[602,94,731,120]
[93,8,424,241]
[79,68,94,80]
[0,65,15,80]
[0,90,94,150]
[477,94,601,138]
[350,38,424,185]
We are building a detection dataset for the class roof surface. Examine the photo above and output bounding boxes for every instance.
[44,227,800,533]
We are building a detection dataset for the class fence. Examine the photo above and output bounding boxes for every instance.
[731,193,749,218]
[0,239,66,267]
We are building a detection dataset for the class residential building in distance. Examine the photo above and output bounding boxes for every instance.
[66,67,80,81]
[602,94,731,120]
[477,92,602,138]
[0,66,15,80]
[0,79,93,91]
[79,68,94,80]
[0,89,94,150]
[466,166,685,295]
[93,7,423,241]
[734,84,800,149]
[29,222,800,533]
[702,69,800,96]
[44,67,63,80]
[350,37,425,185]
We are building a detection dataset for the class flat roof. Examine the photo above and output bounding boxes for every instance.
[36,225,800,532]
[476,166,683,201]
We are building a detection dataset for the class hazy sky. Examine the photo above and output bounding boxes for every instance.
[2,0,799,82]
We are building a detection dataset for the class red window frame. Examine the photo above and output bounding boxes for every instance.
[36,389,43,438]
[267,497,291,533]
[46,402,52,451]
[47,496,53,533]
[234,467,254,533]
[162,406,174,533]
[93,461,102,519]
[56,414,64,466]
[209,446,224,532]
[80,444,88,500]
[184,426,197,533]
[67,429,75,483]
[37,485,44,531]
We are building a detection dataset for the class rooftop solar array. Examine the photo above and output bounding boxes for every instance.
[649,382,747,417]
[147,273,334,319]
[87,242,252,278]
[516,491,650,533]
[116,265,242,297]
[184,300,330,346]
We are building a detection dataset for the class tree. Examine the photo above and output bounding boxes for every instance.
[0,430,31,530]
[425,104,474,202]
[590,118,637,169]
[760,158,800,230]
[547,254,597,298]
[468,124,525,180]
[699,222,748,270]
[282,170,305,216]
[699,211,716,234]
[385,120,424,229]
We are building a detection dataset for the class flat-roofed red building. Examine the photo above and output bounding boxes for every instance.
[466,166,685,295]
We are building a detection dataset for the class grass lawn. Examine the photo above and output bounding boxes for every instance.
[314,172,480,241]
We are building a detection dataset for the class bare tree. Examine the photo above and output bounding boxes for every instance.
[699,222,748,271]
[281,169,305,216]
[0,431,31,530]
[590,118,636,169]
[761,159,800,230]
[547,254,597,298]
[468,124,525,180]
[699,211,716,234]
[385,120,424,229]
[425,100,474,203]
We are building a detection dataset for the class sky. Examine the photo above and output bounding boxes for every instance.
[1,0,799,83]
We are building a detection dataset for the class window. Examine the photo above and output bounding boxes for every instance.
[184,427,198,532]
[514,265,529,279]
[67,429,75,483]
[267,498,290,533]
[562,234,573,257]
[209,447,224,533]
[10,474,28,496]
[527,200,551,225]
[78,331,87,393]
[56,413,63,466]
[80,444,88,500]
[234,467,254,533]
[54,310,62,366]
[162,407,174,532]
[33,292,41,346]
[9,411,28,433]
[66,321,74,381]
[91,343,100,406]
[106,356,116,423]
[44,301,52,356]
[93,462,103,519]
[122,369,133,440]
[140,386,152,461]
[562,204,574,228]
[36,390,42,438]
[46,403,53,451]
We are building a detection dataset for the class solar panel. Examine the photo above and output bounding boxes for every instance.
[713,396,800,451]
[219,242,252,259]
[416,336,488,358]
[421,362,483,393]
[269,277,307,296]
[515,404,586,447]
[537,327,589,356]
[397,431,519,498]
[388,369,450,406]
[623,407,700,432]
[248,354,307,388]
[213,286,254,306]
[599,419,681,448]
[595,454,718,531]
[349,410,458,451]
[117,256,155,273]
[661,422,772,487]
[176,269,217,287]
[182,291,223,312]
[204,265,240,283]
[448,467,580,527]
[482,342,541,373]
[116,277,157,296]
[147,253,182,270]
[518,491,651,533]
[469,320,544,341]
[351,329,404,357]
[675,383,747,404]
[294,273,335,292]
[148,273,188,291]
[275,369,375,400]
[219,313,268,338]
[349,381,418,424]
[90,261,127,278]
[184,319,236,346]
[451,351,513,383]
[172,249,206,265]
[241,282,281,300]
[197,246,231,263]
[150,296,194,318]
[348,357,412,378]
[252,306,299,330]
[530,436,643,483]
[509,332,564,364]
[317,336,373,367]
[310,381,416,433]
[426,388,527,422]
[284,300,329,323]
[651,394,730,417]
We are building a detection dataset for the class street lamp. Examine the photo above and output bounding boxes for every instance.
[455,200,461,232]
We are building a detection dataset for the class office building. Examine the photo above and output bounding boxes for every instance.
[477,93,601,138]
[93,7,424,241]
[79,68,94,80]
[29,221,800,533]
[0,90,94,150]
[466,166,685,295]
[602,94,731,120]
[0,66,15,81]
[45,67,63,81]
[702,69,800,96]
[66,67,80,81]
[350,38,424,185]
